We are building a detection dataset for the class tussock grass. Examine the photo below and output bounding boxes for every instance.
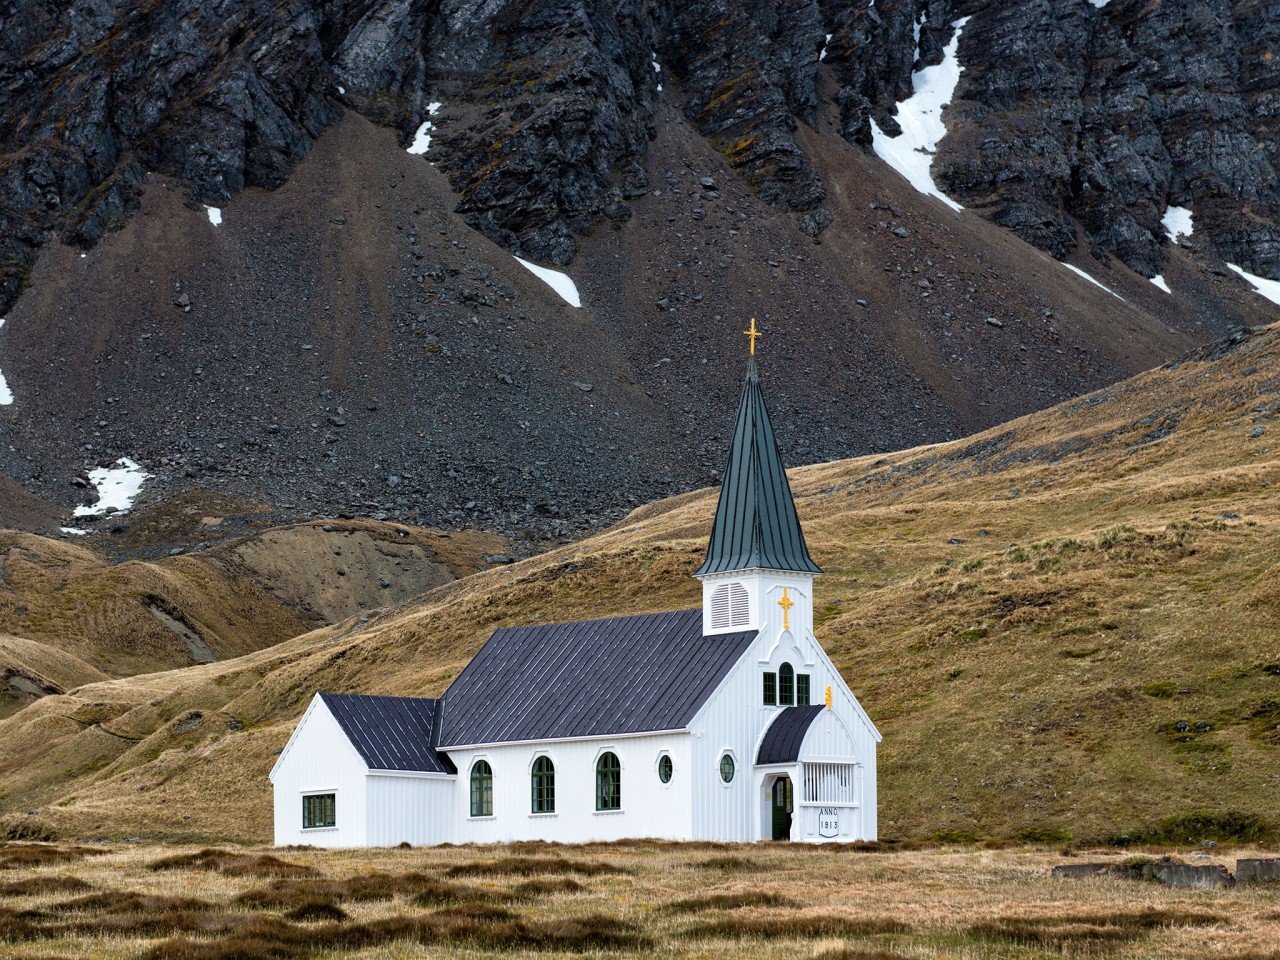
[688,914,912,939]
[406,878,497,907]
[662,890,797,913]
[0,874,91,895]
[149,849,315,878]
[968,907,1227,949]
[3,841,1278,959]
[143,910,649,958]
[0,842,107,868]
[54,891,214,914]
[432,901,515,922]
[511,876,584,896]
[969,918,1139,947]
[446,855,629,878]
[696,855,757,871]
[282,899,347,922]
[0,906,39,940]
[235,871,479,908]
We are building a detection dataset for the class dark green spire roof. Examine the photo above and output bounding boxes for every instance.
[696,359,821,577]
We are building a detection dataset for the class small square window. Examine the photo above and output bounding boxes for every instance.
[302,793,335,829]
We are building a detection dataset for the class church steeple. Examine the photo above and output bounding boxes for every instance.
[696,356,820,578]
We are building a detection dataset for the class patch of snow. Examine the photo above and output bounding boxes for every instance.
[514,256,581,309]
[1062,262,1125,301]
[1088,0,1112,8]
[73,458,151,517]
[61,527,88,536]
[0,316,12,406]
[820,33,832,61]
[407,104,444,154]
[337,85,346,94]
[407,107,440,155]
[913,13,926,49]
[407,121,433,154]
[205,205,222,226]
[1227,263,1280,307]
[1149,274,1172,294]
[652,53,662,91]
[870,16,971,212]
[1161,205,1193,242]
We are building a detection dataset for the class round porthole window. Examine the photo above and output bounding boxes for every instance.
[719,753,735,783]
[658,754,673,783]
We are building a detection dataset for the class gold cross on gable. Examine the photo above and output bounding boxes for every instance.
[743,317,762,356]
[777,587,794,631]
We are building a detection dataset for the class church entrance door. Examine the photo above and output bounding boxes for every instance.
[771,776,793,841]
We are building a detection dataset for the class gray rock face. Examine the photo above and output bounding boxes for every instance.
[0,0,364,310]
[935,0,1280,279]
[660,0,831,235]
[1,0,1278,317]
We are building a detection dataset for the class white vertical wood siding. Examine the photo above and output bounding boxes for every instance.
[689,651,765,841]
[449,733,692,843]
[791,711,863,842]
[691,571,879,842]
[270,697,370,847]
[366,774,455,846]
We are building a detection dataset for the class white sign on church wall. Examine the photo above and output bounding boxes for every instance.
[819,807,840,838]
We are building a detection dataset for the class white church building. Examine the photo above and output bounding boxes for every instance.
[271,353,880,846]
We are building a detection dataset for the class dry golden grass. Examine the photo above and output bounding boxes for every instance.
[0,517,503,695]
[3,328,1280,843]
[0,840,1277,959]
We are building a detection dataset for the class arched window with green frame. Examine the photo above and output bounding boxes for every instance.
[469,760,493,817]
[531,755,555,813]
[596,751,621,810]
[779,662,795,705]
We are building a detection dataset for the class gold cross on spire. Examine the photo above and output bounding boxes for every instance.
[743,317,762,356]
[777,587,794,631]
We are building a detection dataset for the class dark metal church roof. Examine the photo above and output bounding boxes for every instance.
[756,705,825,764]
[439,609,756,748]
[320,693,456,774]
[695,358,821,576]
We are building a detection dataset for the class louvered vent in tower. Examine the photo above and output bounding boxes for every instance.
[709,582,750,630]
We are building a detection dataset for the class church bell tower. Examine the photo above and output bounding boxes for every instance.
[696,320,820,640]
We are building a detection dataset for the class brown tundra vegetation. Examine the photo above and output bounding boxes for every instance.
[0,839,1277,959]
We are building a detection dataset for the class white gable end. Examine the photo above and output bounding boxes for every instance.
[271,695,371,847]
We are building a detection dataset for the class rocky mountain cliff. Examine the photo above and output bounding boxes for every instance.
[0,0,1276,543]
[4,0,1275,288]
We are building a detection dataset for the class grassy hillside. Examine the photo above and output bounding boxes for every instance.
[0,519,503,718]
[3,326,1280,844]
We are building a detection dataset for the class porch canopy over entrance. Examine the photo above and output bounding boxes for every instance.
[756,705,861,841]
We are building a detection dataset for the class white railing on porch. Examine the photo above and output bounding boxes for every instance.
[802,762,857,806]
